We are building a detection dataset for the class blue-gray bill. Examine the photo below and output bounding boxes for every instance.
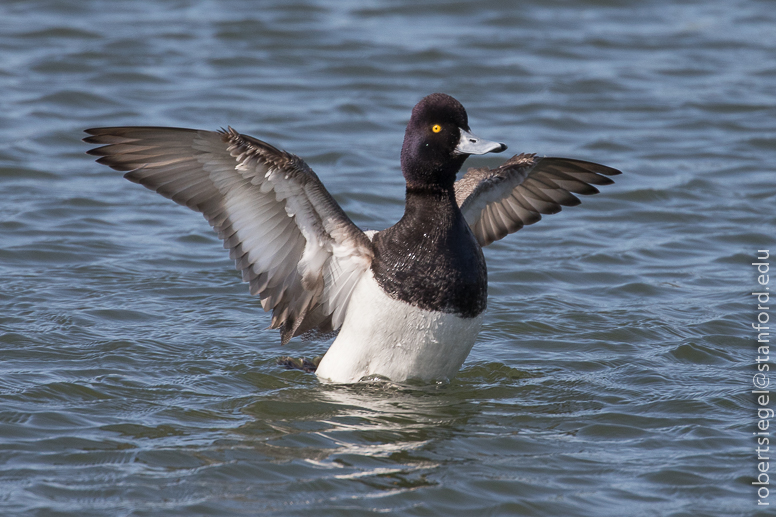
[453,128,507,155]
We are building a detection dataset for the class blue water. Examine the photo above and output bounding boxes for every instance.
[1,0,773,515]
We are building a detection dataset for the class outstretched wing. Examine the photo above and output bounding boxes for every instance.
[85,126,374,344]
[455,153,621,246]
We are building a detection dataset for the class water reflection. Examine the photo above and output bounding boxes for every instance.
[237,380,478,463]
[226,380,489,493]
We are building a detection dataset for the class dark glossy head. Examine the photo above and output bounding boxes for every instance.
[400,93,506,189]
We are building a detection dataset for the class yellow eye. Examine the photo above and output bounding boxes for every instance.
[431,124,442,133]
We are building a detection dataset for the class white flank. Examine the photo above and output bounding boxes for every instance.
[315,270,483,384]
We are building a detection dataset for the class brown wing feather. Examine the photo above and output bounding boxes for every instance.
[455,153,621,246]
[85,126,373,344]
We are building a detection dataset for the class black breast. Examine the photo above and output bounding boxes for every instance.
[371,188,487,318]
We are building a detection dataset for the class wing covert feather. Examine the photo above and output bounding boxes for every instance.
[455,153,621,246]
[85,126,373,344]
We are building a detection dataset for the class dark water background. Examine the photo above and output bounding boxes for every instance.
[1,0,774,515]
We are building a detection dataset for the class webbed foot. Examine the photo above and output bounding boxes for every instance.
[277,356,321,373]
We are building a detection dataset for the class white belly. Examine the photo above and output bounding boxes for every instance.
[315,271,483,384]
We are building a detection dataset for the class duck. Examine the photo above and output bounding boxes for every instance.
[84,93,621,384]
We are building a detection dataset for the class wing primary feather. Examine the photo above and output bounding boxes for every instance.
[455,153,619,247]
[85,126,374,345]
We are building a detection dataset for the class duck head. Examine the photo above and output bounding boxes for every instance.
[400,93,507,190]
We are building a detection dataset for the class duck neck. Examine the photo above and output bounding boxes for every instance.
[402,185,459,226]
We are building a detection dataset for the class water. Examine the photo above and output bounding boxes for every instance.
[1,0,773,515]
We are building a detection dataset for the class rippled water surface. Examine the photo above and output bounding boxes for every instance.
[1,0,773,515]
